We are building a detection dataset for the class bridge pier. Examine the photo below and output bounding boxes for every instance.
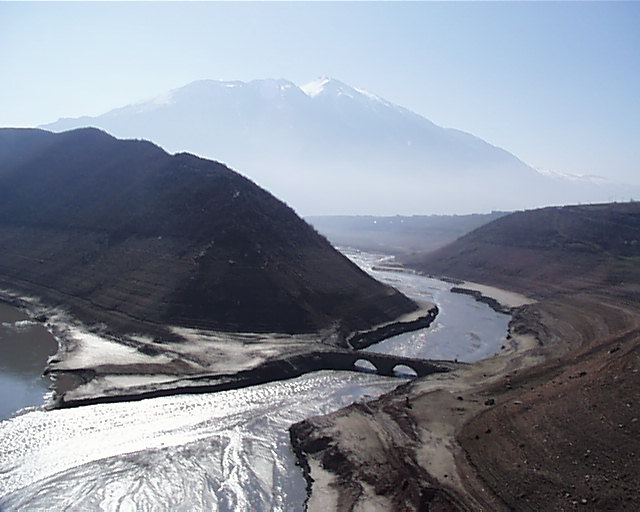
[370,359,396,377]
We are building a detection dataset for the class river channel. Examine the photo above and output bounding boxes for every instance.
[0,251,509,511]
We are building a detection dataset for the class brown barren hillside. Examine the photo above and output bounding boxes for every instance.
[405,202,640,300]
[292,203,640,511]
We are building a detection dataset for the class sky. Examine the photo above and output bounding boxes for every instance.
[1,1,639,185]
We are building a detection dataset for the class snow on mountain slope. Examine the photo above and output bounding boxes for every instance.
[41,78,636,215]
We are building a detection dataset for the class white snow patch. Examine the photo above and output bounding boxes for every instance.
[117,91,175,116]
[354,87,394,108]
[150,91,173,106]
[301,77,355,99]
[536,167,618,185]
[301,77,395,107]
[301,77,331,98]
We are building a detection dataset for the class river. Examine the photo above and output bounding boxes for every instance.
[0,251,509,511]
[345,250,509,361]
[0,302,57,421]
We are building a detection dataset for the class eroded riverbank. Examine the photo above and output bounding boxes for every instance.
[290,277,540,511]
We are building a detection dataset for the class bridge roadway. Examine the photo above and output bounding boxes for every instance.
[315,350,462,378]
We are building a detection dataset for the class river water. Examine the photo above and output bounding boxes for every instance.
[0,302,57,421]
[0,251,509,511]
[345,250,509,362]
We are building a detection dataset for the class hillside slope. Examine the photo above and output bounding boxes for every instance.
[409,203,640,510]
[405,202,640,299]
[0,128,416,337]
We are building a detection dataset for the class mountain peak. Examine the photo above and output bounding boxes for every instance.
[301,77,394,109]
[301,77,355,98]
[42,76,632,215]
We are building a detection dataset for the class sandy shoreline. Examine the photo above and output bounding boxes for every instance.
[457,281,536,308]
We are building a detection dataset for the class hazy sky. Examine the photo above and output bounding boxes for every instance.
[2,1,639,184]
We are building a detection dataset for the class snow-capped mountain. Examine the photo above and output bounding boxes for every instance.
[42,78,636,215]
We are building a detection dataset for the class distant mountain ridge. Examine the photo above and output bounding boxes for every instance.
[42,78,635,216]
[0,127,416,336]
[307,212,509,255]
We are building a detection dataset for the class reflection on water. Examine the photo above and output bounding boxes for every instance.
[0,302,58,420]
[0,371,400,512]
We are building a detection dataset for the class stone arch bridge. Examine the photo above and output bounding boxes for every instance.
[315,350,461,378]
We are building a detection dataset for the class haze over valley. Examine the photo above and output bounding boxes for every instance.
[1,2,639,511]
[43,77,638,216]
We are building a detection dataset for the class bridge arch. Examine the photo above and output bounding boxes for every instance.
[341,352,453,379]
[392,364,418,378]
[353,358,377,374]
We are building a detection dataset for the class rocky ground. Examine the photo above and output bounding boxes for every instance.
[459,294,640,511]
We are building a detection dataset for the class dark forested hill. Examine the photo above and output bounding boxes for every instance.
[0,128,416,336]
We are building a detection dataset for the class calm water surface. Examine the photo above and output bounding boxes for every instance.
[0,302,57,421]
